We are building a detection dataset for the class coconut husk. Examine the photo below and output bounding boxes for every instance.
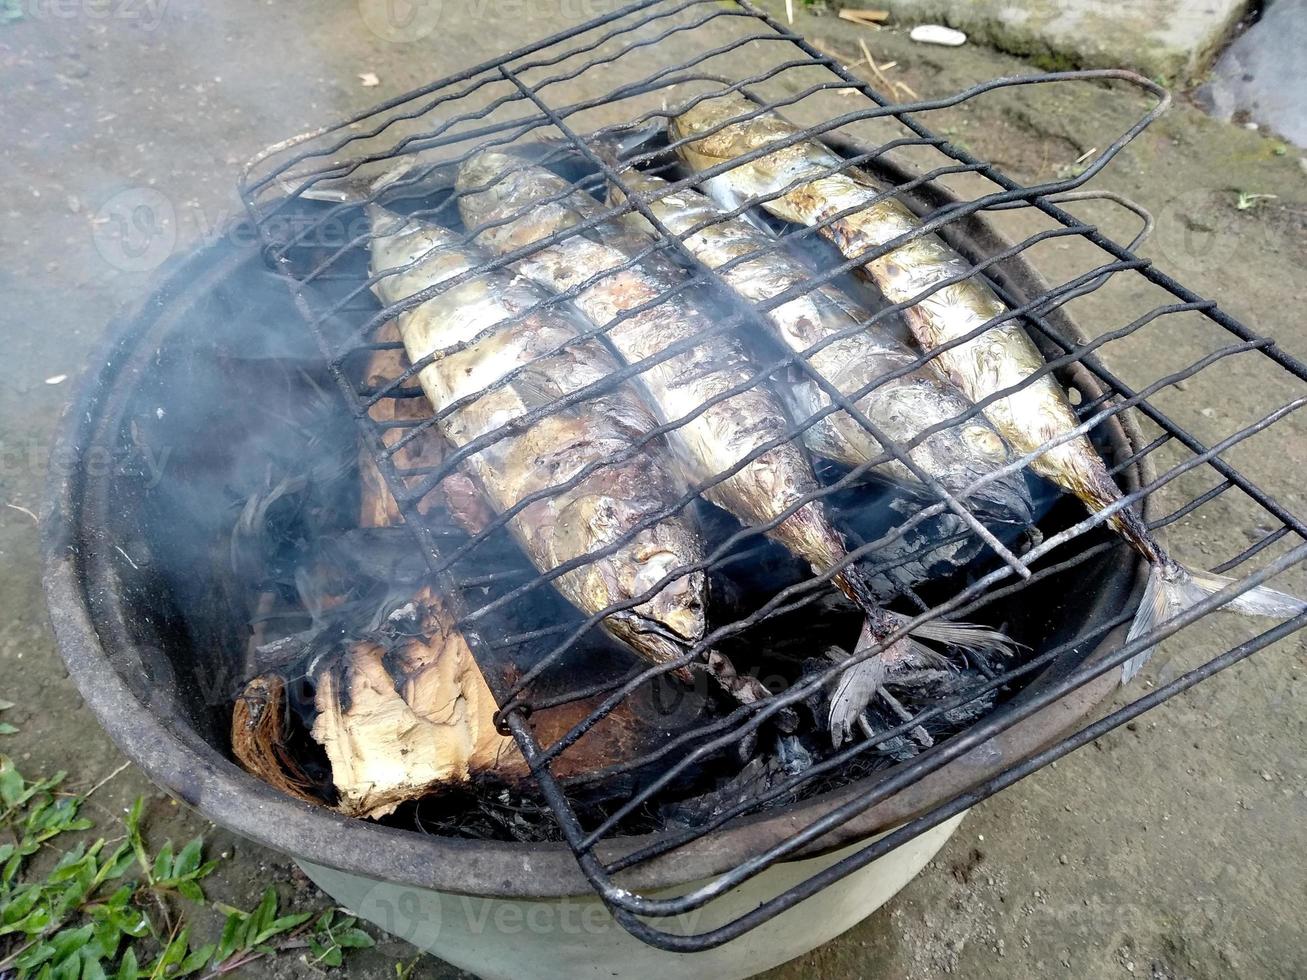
[231,674,322,806]
[292,339,519,820]
[301,334,725,820]
[311,586,524,819]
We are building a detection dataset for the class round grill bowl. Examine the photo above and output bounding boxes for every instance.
[42,154,1149,921]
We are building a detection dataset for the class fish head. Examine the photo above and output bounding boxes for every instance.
[554,488,708,664]
[670,91,839,226]
[607,579,706,647]
[873,380,1034,526]
[365,204,471,301]
[927,416,1033,526]
[456,149,595,251]
[606,520,708,649]
[668,91,763,173]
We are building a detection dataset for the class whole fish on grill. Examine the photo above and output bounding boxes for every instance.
[604,164,1032,525]
[670,91,1305,680]
[455,149,1014,745]
[364,204,709,674]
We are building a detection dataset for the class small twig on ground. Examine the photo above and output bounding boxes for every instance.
[810,35,921,103]
[199,950,269,979]
[839,9,889,27]
[4,502,38,523]
[82,760,133,800]
[858,38,919,101]
[153,890,175,938]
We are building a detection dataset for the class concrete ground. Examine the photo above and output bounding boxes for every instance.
[855,0,1250,84]
[2,1,1305,978]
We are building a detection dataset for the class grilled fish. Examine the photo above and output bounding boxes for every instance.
[366,204,707,672]
[671,91,1305,680]
[606,165,1032,524]
[456,149,1013,744]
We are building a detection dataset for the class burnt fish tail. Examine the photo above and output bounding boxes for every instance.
[607,167,1032,526]
[670,92,1307,679]
[366,204,707,670]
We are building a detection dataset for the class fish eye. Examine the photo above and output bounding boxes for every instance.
[964,425,1004,457]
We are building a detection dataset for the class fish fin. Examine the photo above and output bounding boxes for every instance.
[828,647,888,749]
[889,613,1020,658]
[510,366,571,412]
[1121,563,1307,682]
[828,624,940,747]
[588,120,667,167]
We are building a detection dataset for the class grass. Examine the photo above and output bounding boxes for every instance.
[0,742,377,979]
[1233,190,1276,211]
[0,702,15,738]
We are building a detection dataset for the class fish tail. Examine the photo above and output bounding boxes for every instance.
[825,611,1017,744]
[588,120,665,166]
[1121,561,1307,682]
[838,560,1017,652]
[889,614,1021,658]
[828,619,952,748]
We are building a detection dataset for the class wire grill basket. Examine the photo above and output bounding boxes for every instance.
[237,0,1307,951]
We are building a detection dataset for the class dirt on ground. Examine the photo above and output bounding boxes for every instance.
[1,1,1304,978]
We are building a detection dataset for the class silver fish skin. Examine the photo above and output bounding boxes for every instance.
[366,204,707,671]
[455,149,859,589]
[455,151,1019,745]
[607,168,1032,525]
[670,91,1305,679]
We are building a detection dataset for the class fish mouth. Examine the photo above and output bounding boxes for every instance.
[955,472,1035,527]
[607,611,700,683]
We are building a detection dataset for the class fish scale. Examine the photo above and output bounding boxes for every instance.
[365,204,709,674]
[604,164,1033,524]
[455,149,1018,746]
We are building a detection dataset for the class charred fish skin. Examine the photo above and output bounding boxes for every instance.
[607,167,1032,525]
[454,150,858,583]
[670,92,1306,678]
[366,205,707,668]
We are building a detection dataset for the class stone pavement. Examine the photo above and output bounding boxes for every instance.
[1198,0,1307,147]
[849,0,1250,82]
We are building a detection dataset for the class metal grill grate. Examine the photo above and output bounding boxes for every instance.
[238,0,1307,951]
